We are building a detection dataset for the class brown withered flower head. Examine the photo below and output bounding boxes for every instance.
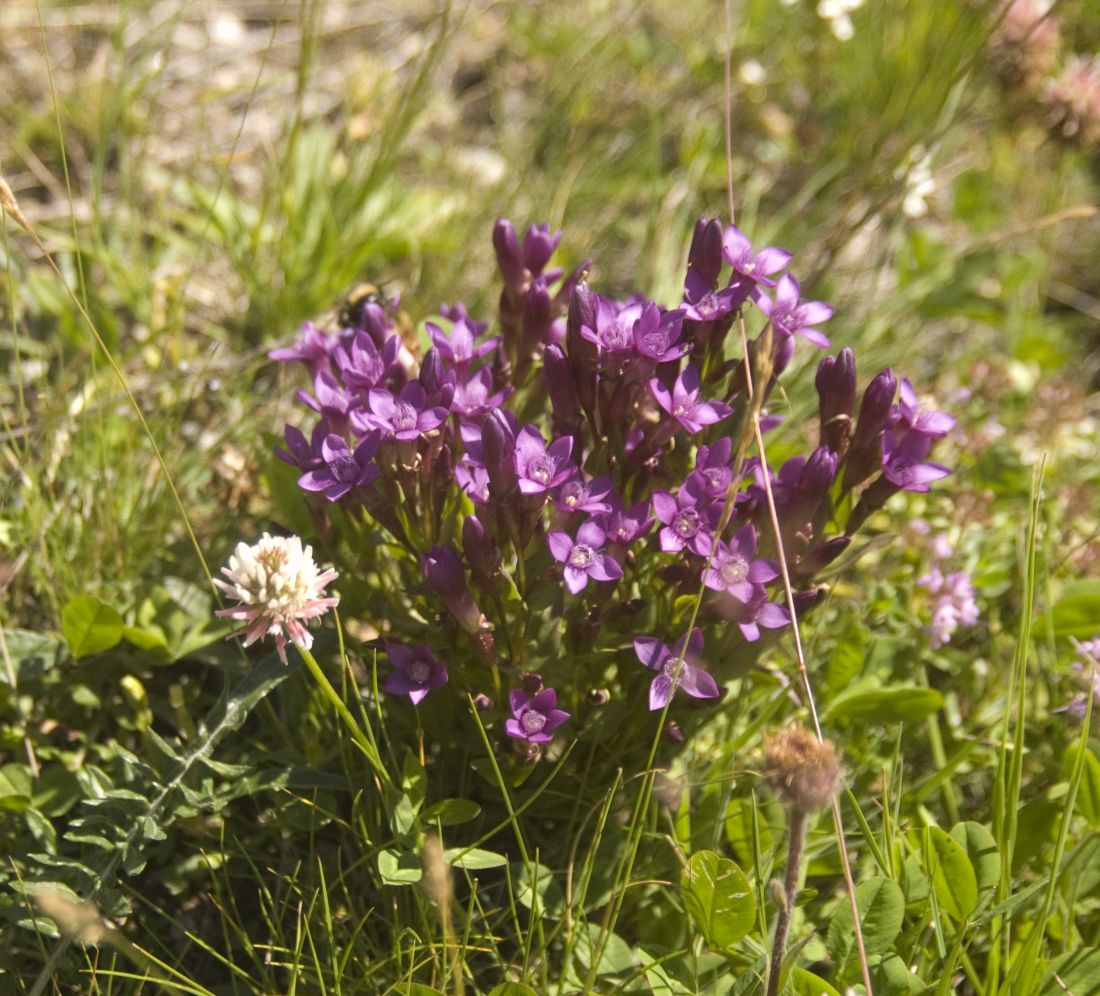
[763,726,842,813]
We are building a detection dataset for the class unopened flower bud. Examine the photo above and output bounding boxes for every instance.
[419,347,455,409]
[473,692,494,711]
[522,276,554,350]
[815,347,856,456]
[493,217,525,289]
[462,515,499,577]
[687,216,725,287]
[422,545,483,635]
[664,720,684,743]
[520,672,544,696]
[843,368,898,491]
[522,223,562,275]
[586,687,611,706]
[544,344,582,427]
[482,410,518,499]
[763,726,841,813]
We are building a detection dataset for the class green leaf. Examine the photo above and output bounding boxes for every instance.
[949,822,1001,893]
[723,796,774,868]
[680,850,756,950]
[4,629,68,678]
[827,686,943,724]
[875,953,927,994]
[925,827,978,921]
[384,986,444,996]
[1037,581,1100,638]
[61,596,124,658]
[121,625,171,658]
[789,967,843,996]
[1042,947,1100,994]
[825,615,868,697]
[488,985,539,996]
[510,861,565,916]
[1064,744,1100,827]
[0,765,32,812]
[570,922,636,976]
[422,798,481,826]
[444,847,507,870]
[196,652,292,740]
[378,848,422,885]
[827,877,905,972]
[31,766,83,818]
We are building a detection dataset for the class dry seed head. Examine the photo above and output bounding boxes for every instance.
[763,725,842,813]
[419,832,452,907]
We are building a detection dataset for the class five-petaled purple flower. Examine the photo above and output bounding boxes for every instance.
[881,434,952,493]
[652,479,716,556]
[633,303,689,362]
[298,432,381,501]
[506,686,570,743]
[383,643,449,704]
[428,317,500,369]
[755,274,833,348]
[548,520,623,594]
[269,321,338,376]
[553,475,613,515]
[363,382,448,440]
[722,226,792,297]
[704,525,780,602]
[650,365,732,434]
[634,628,719,711]
[514,426,576,495]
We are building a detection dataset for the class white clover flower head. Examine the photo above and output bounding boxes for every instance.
[214,533,339,663]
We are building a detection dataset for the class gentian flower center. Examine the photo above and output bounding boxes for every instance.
[408,660,431,683]
[702,467,731,494]
[520,710,547,735]
[603,319,633,351]
[561,481,587,507]
[392,402,418,432]
[695,292,719,318]
[719,555,749,585]
[672,509,700,538]
[529,454,556,485]
[640,330,669,356]
[568,544,594,569]
[331,453,359,482]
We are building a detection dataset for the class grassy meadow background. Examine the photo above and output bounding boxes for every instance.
[1,0,1099,992]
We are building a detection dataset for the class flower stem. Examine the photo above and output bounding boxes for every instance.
[297,643,391,786]
[767,807,807,996]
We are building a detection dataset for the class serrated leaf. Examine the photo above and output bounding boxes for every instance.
[444,847,506,870]
[828,686,943,724]
[949,822,1001,892]
[422,798,481,826]
[61,596,124,658]
[925,827,978,921]
[681,850,756,950]
[827,877,905,973]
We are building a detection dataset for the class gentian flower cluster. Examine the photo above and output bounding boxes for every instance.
[266,215,956,755]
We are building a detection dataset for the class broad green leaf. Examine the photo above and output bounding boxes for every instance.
[4,629,68,678]
[925,827,978,921]
[827,877,905,971]
[121,625,171,657]
[31,766,83,818]
[570,922,636,976]
[875,953,927,994]
[444,847,506,870]
[511,861,565,915]
[680,850,756,950]
[1042,947,1100,994]
[378,848,422,885]
[790,967,843,996]
[61,596,124,658]
[1037,581,1100,638]
[0,765,32,812]
[828,686,943,724]
[949,822,1001,892]
[422,798,481,826]
[1063,744,1100,827]
[488,985,539,996]
[825,615,868,697]
[723,796,774,868]
[384,986,444,996]
[389,792,417,837]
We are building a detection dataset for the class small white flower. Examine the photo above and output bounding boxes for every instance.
[215,533,339,663]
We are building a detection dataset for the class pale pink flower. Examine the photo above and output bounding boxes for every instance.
[215,533,339,663]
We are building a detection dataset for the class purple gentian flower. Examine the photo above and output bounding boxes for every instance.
[581,296,643,355]
[601,494,654,545]
[649,364,732,434]
[514,426,576,495]
[887,379,956,440]
[548,520,623,594]
[506,686,570,743]
[704,525,780,602]
[451,367,513,422]
[722,226,792,296]
[881,433,952,492]
[334,331,400,390]
[363,382,448,440]
[383,643,448,704]
[755,274,833,348]
[455,457,491,504]
[522,223,563,275]
[689,437,735,501]
[552,475,613,515]
[274,422,327,472]
[633,303,689,362]
[633,628,719,711]
[297,371,357,425]
[682,269,740,322]
[652,478,716,557]
[269,321,336,376]
[721,587,790,642]
[428,317,500,369]
[298,432,381,501]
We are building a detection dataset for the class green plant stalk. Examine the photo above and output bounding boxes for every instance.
[297,643,391,786]
[767,806,807,996]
